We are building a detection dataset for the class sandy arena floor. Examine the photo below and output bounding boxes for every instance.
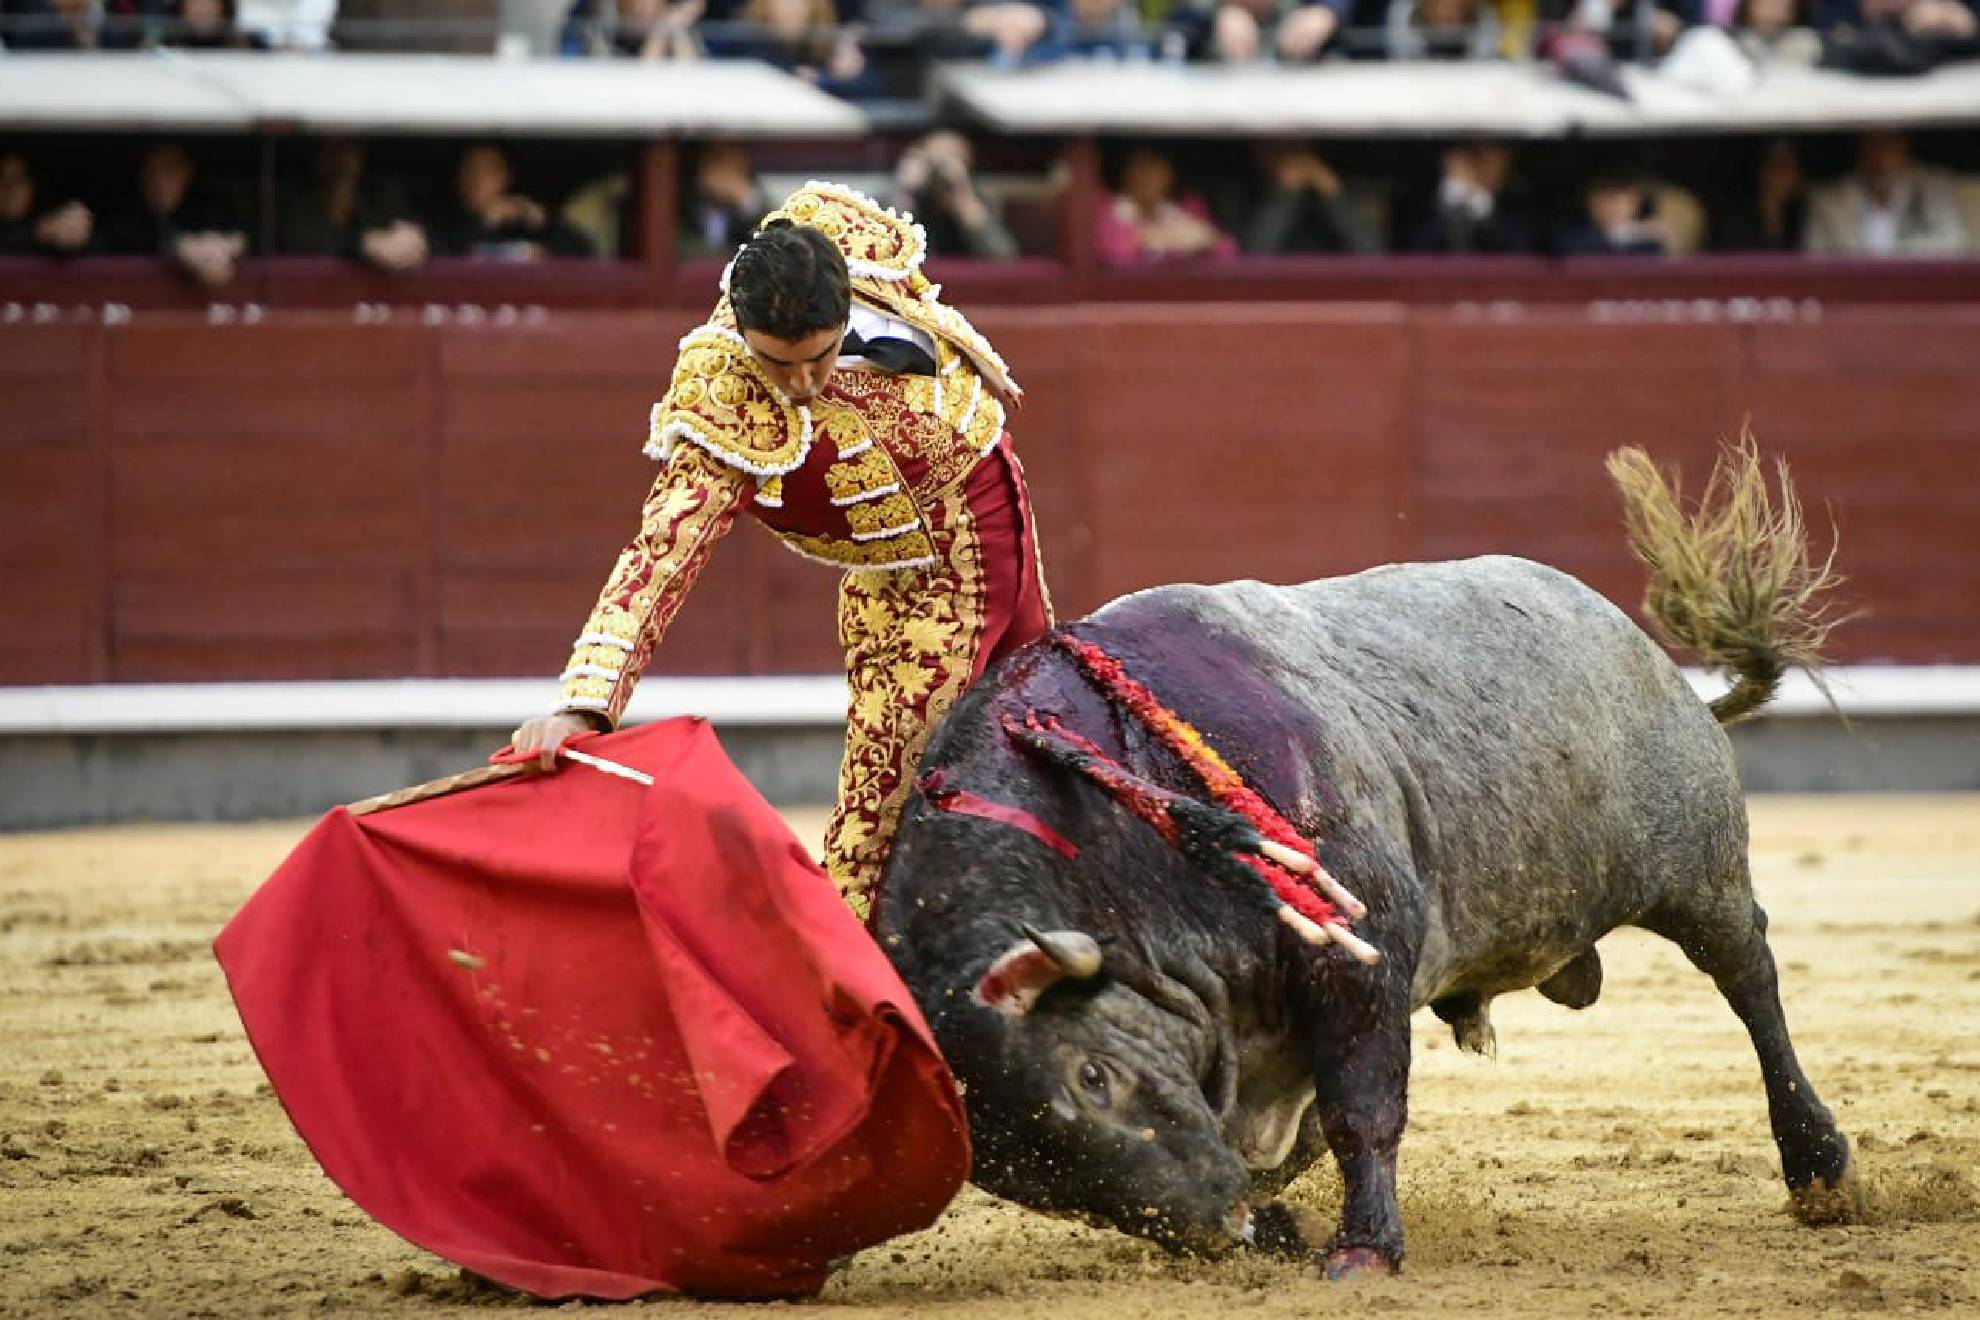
[2,796,1977,1318]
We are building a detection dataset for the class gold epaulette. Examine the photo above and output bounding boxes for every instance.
[645,324,811,478]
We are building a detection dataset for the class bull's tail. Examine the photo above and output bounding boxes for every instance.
[1606,434,1847,725]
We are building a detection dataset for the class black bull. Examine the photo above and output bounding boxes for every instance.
[876,553,1859,1277]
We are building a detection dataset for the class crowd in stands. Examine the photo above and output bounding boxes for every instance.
[8,128,1975,278]
[0,140,607,279]
[3,0,1976,87]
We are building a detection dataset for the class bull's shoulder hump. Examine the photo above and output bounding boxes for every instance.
[1282,556,1625,621]
[1083,561,1643,656]
[1085,580,1258,630]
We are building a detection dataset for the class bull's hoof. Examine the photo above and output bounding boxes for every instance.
[1318,1246,1398,1282]
[1790,1155,1866,1226]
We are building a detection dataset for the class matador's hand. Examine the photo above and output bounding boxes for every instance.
[510,712,601,772]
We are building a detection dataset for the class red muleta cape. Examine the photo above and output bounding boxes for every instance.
[214,718,969,1300]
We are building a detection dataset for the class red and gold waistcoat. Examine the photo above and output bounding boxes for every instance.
[558,181,1022,724]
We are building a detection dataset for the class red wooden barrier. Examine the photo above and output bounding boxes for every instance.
[2,305,1975,690]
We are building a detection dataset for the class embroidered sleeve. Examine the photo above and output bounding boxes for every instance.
[558,443,750,728]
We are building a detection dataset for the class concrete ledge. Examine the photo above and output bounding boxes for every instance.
[0,725,848,831]
[0,676,848,734]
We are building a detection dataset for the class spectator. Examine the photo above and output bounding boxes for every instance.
[1096,146,1239,264]
[1817,0,1978,74]
[1713,139,1809,251]
[277,138,427,272]
[2,0,103,47]
[0,151,94,257]
[1242,145,1380,254]
[1558,171,1670,255]
[1733,0,1821,59]
[892,130,1020,260]
[160,0,266,47]
[1038,0,1153,56]
[678,141,769,259]
[102,142,250,288]
[1804,129,1974,255]
[1385,0,1502,56]
[703,0,880,98]
[1405,141,1537,254]
[861,0,1051,63]
[1547,0,1696,69]
[1169,0,1345,61]
[560,0,705,57]
[433,145,595,262]
[234,0,334,47]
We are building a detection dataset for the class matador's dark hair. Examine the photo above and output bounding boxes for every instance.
[728,219,850,342]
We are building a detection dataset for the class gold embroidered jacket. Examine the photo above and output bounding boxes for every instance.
[559,182,1022,726]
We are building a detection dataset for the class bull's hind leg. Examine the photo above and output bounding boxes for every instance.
[1641,886,1862,1224]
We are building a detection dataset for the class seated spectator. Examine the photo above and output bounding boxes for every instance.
[1804,129,1974,255]
[861,0,1049,62]
[102,141,250,288]
[1242,145,1379,254]
[1558,171,1670,255]
[2,0,103,47]
[1817,0,1977,74]
[1168,0,1345,61]
[1037,0,1152,57]
[433,145,595,261]
[277,139,427,272]
[678,141,769,258]
[161,0,266,46]
[1385,0,1502,57]
[1733,0,1822,59]
[703,0,880,98]
[560,0,706,57]
[1713,139,1809,251]
[1405,141,1537,254]
[233,0,334,47]
[0,151,95,257]
[892,130,1020,260]
[1547,0,1695,76]
[1096,146,1239,264]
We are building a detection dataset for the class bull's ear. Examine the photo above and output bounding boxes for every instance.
[972,927,1104,1017]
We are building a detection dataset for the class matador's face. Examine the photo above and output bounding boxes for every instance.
[743,323,847,405]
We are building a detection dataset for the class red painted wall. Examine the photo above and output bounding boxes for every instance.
[3,304,1976,687]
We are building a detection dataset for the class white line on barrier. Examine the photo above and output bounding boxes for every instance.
[0,667,1974,736]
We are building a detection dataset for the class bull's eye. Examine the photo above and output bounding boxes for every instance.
[1077,1059,1112,1107]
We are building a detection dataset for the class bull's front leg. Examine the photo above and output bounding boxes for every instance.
[1304,969,1412,1279]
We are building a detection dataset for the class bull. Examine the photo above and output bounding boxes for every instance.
[876,443,1860,1278]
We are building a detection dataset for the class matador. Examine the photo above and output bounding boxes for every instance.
[514,181,1052,922]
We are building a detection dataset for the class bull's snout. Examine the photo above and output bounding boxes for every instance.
[1129,1161,1254,1257]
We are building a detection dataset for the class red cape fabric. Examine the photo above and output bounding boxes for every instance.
[214,718,969,1300]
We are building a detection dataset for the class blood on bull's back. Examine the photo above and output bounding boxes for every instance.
[1101,558,1749,1011]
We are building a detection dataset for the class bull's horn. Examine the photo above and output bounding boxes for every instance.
[1021,923,1105,977]
[973,928,1104,1017]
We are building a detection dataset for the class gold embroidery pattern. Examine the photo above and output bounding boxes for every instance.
[824,481,988,921]
[648,326,809,477]
[831,370,980,498]
[762,181,927,285]
[844,492,922,540]
[778,527,937,571]
[559,444,748,726]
